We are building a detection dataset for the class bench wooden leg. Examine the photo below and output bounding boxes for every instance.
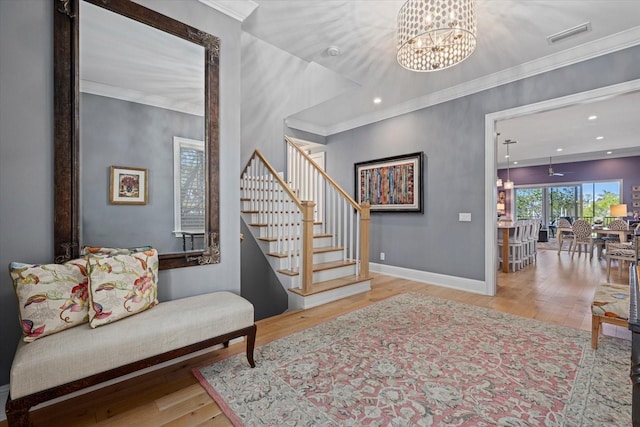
[5,395,31,427]
[592,314,602,349]
[246,324,257,368]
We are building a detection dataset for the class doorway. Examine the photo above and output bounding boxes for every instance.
[484,79,640,296]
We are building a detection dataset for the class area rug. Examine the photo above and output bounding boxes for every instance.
[537,238,566,251]
[194,293,631,426]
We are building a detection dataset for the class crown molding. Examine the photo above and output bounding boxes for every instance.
[284,117,329,136]
[198,0,258,22]
[292,26,640,137]
[80,80,204,116]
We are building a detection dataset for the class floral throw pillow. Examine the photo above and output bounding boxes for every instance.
[9,259,89,342]
[87,248,159,328]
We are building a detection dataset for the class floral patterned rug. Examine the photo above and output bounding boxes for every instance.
[194,293,631,426]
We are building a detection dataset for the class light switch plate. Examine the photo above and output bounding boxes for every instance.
[459,213,472,222]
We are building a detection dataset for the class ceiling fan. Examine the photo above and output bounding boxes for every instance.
[548,157,573,177]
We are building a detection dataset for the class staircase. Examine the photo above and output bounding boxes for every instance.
[240,137,371,310]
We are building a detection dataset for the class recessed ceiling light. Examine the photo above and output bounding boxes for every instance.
[596,136,604,140]
[504,154,510,158]
[513,161,518,165]
[373,97,382,104]
[326,46,341,56]
[588,115,598,120]
[607,151,613,154]
[556,148,563,152]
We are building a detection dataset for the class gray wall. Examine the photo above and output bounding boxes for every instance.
[240,221,288,320]
[240,33,355,172]
[81,93,204,253]
[324,46,640,281]
[0,0,242,386]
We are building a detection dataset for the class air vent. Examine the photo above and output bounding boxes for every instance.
[547,22,592,44]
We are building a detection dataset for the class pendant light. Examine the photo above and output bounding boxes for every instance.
[503,139,516,189]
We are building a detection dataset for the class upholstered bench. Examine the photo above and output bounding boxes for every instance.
[5,291,256,426]
[591,282,629,349]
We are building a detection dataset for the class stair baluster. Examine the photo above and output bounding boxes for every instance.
[241,141,371,306]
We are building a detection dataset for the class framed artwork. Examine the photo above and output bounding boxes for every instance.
[633,201,640,208]
[354,152,424,213]
[633,193,640,200]
[632,185,640,192]
[110,166,148,205]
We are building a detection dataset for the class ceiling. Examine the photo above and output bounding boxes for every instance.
[495,90,640,169]
[81,0,640,166]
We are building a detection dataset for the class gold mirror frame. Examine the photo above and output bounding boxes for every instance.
[53,0,220,269]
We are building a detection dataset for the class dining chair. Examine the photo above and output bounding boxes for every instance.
[607,219,628,238]
[557,217,574,253]
[571,219,595,258]
[605,240,636,281]
[596,218,628,258]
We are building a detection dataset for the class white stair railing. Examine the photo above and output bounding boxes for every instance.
[241,150,314,291]
[285,136,369,278]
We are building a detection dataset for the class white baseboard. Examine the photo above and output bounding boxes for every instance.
[370,263,488,295]
[0,339,244,420]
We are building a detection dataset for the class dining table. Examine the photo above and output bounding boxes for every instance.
[556,225,628,255]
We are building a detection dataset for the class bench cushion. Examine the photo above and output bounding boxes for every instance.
[10,291,253,399]
[591,282,629,320]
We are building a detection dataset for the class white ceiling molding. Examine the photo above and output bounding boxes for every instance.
[80,80,204,117]
[286,136,326,150]
[198,0,258,22]
[284,118,329,137]
[291,26,640,137]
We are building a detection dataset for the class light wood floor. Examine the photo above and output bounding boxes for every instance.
[1,247,632,426]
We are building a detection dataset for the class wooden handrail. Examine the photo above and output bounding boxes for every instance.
[285,136,361,212]
[241,149,303,210]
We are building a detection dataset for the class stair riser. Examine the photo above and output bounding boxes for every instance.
[287,280,372,311]
[242,201,299,212]
[260,236,333,253]
[312,264,358,282]
[245,212,302,223]
[269,251,345,269]
[279,264,358,288]
[255,224,323,238]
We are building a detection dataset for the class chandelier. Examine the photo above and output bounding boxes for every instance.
[396,0,477,72]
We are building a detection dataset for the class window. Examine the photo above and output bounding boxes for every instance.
[173,137,205,234]
[514,180,621,226]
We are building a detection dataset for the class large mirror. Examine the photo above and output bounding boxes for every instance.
[54,0,220,269]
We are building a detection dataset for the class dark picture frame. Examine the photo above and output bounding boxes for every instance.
[109,166,148,205]
[354,152,424,213]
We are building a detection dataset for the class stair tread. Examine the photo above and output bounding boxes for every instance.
[267,246,343,258]
[258,233,332,242]
[278,259,356,276]
[288,274,372,296]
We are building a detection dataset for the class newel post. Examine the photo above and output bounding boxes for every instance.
[359,203,370,277]
[301,201,316,294]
